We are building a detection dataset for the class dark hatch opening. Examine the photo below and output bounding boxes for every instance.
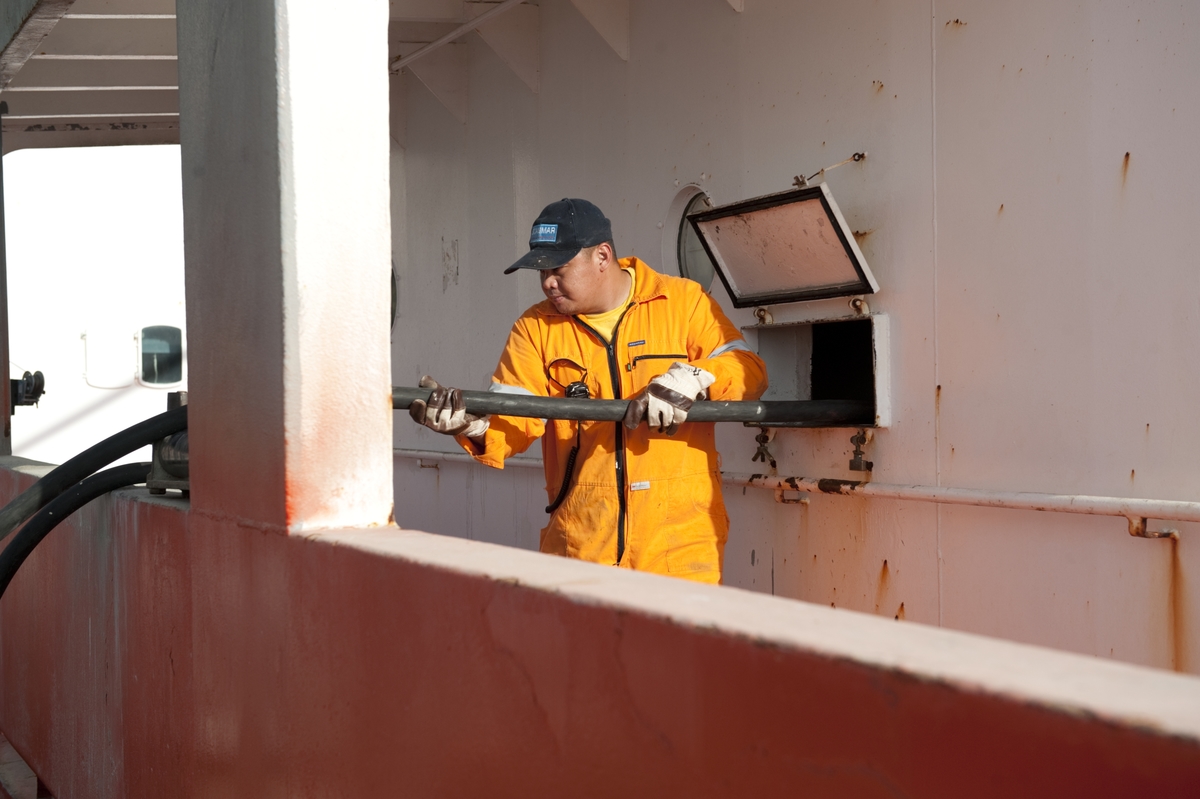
[811,319,874,404]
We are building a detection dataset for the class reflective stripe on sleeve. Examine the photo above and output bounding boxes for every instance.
[489,382,544,424]
[489,382,537,396]
[709,339,752,358]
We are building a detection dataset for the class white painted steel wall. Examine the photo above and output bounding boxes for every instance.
[3,144,186,467]
[390,0,1200,672]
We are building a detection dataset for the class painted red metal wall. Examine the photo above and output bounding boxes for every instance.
[0,465,1197,797]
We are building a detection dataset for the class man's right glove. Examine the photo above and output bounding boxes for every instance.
[623,362,716,435]
[408,375,490,438]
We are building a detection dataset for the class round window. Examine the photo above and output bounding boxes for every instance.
[391,260,399,330]
[677,192,716,290]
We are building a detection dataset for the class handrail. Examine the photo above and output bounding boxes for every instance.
[723,473,1192,538]
[391,449,1192,538]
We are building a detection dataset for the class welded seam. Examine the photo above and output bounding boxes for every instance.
[188,506,288,536]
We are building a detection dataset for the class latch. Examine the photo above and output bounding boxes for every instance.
[751,427,777,471]
[849,429,873,472]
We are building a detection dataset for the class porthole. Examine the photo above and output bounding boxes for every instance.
[677,192,716,290]
[138,325,183,386]
[391,260,399,329]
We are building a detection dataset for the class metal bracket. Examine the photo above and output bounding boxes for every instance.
[774,489,808,505]
[10,370,44,414]
[147,392,189,496]
[1127,517,1179,539]
[753,307,774,325]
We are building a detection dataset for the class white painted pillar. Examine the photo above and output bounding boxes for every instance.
[177,0,393,531]
[0,102,11,454]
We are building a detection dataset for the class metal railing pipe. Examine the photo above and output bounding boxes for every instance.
[392,386,873,427]
[724,473,1198,536]
[391,450,1194,536]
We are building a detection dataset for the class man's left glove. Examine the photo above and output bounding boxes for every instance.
[409,375,490,438]
[623,362,716,435]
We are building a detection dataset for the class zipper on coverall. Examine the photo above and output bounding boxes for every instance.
[626,353,688,371]
[573,303,635,565]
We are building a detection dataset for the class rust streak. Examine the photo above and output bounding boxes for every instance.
[874,560,890,613]
[817,478,861,494]
[1122,152,1131,187]
[895,602,906,620]
[1171,537,1186,672]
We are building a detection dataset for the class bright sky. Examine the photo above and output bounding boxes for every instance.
[0,144,186,465]
[2,144,185,373]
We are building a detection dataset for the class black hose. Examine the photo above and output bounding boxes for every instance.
[0,405,186,545]
[392,386,873,427]
[0,463,151,603]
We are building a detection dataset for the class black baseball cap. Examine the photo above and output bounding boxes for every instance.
[504,198,613,274]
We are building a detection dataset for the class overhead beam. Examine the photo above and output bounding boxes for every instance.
[399,40,467,122]
[34,16,176,56]
[389,0,463,22]
[3,84,177,90]
[389,0,523,72]
[0,87,177,115]
[69,0,174,12]
[569,0,629,61]
[469,1,538,93]
[28,52,175,58]
[3,111,175,121]
[0,0,77,90]
[8,55,176,86]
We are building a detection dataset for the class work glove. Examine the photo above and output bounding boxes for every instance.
[409,375,490,438]
[623,362,716,435]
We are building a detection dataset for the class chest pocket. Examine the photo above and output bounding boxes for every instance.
[546,357,599,399]
[626,352,689,374]
[621,305,689,385]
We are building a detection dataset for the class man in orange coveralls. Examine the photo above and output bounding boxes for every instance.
[410,198,767,584]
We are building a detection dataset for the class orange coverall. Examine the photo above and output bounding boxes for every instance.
[458,258,768,583]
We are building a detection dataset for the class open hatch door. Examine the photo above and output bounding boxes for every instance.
[687,183,878,307]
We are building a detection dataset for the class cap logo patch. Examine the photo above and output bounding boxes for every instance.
[531,224,558,244]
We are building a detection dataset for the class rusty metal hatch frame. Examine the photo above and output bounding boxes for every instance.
[686,183,879,308]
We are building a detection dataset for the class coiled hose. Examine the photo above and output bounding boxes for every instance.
[0,405,188,602]
[0,405,186,544]
[0,463,152,601]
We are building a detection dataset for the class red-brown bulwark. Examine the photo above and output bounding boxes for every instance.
[0,468,1198,796]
